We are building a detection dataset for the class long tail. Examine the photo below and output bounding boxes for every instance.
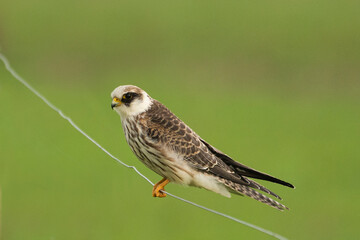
[218,178,289,211]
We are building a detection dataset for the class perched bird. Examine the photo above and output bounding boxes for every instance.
[111,85,294,210]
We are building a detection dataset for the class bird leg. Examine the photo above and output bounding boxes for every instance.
[152,178,170,198]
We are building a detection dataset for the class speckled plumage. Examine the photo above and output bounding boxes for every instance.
[111,85,294,210]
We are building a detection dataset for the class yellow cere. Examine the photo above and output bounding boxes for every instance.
[113,97,121,103]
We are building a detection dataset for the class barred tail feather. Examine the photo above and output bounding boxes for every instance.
[219,178,289,211]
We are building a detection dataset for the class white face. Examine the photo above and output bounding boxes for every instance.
[111,85,152,118]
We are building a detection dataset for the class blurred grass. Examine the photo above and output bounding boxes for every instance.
[0,1,359,240]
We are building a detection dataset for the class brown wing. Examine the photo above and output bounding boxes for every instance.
[141,100,234,172]
[140,100,288,199]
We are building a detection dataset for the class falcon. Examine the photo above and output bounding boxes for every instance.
[111,85,294,210]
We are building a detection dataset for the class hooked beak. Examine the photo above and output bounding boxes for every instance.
[111,97,121,109]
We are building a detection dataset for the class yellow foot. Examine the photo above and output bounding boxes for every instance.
[152,178,170,198]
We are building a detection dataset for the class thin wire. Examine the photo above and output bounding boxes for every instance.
[0,53,288,240]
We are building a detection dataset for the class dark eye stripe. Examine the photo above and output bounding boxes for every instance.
[122,92,139,105]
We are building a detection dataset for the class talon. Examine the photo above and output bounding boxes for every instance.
[152,178,170,198]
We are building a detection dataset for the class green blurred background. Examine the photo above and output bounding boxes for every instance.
[0,1,359,239]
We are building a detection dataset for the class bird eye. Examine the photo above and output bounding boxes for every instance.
[123,93,132,99]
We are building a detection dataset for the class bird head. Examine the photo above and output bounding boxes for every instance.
[111,85,152,117]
